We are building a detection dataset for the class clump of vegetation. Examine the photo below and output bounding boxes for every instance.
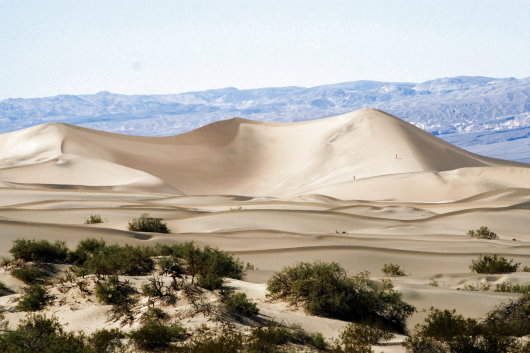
[128,320,187,351]
[128,213,169,233]
[16,284,50,311]
[69,239,154,276]
[141,276,177,304]
[332,323,393,353]
[85,214,103,224]
[95,275,134,305]
[10,239,68,262]
[470,254,520,274]
[0,314,93,353]
[179,327,245,353]
[495,282,530,294]
[0,281,12,296]
[457,282,491,291]
[159,242,247,290]
[247,325,315,352]
[11,265,47,284]
[467,226,498,240]
[267,261,414,332]
[221,291,259,319]
[483,294,530,337]
[90,328,125,353]
[382,263,407,277]
[405,299,530,353]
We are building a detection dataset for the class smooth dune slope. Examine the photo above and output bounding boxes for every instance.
[0,108,525,197]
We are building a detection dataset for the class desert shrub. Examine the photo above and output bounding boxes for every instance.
[222,291,259,318]
[267,261,414,332]
[311,332,327,350]
[90,328,124,353]
[144,307,169,322]
[468,226,498,240]
[67,238,107,265]
[495,282,530,294]
[128,320,186,351]
[178,328,245,353]
[164,243,246,290]
[382,263,406,277]
[85,214,103,224]
[10,239,68,263]
[340,323,394,345]
[0,314,93,353]
[11,265,46,284]
[484,294,530,337]
[141,276,176,304]
[95,275,134,305]
[17,284,50,311]
[0,281,11,296]
[128,213,169,233]
[404,306,528,353]
[75,242,154,276]
[457,282,490,291]
[470,255,519,274]
[247,325,312,353]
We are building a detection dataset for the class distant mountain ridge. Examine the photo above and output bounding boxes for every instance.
[1,76,529,162]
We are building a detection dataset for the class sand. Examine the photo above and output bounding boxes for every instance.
[0,108,529,352]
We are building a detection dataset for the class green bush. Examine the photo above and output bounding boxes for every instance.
[382,263,406,277]
[468,226,498,240]
[90,328,124,353]
[404,305,529,353]
[85,214,103,224]
[95,275,133,305]
[178,328,244,353]
[495,282,530,294]
[484,294,530,337]
[128,213,169,233]
[222,292,259,318]
[0,314,93,353]
[17,284,50,311]
[267,261,414,332]
[10,239,68,262]
[0,281,11,296]
[331,323,394,353]
[11,266,46,284]
[128,320,186,351]
[247,325,313,353]
[67,238,107,265]
[339,323,394,345]
[311,332,327,350]
[73,241,154,276]
[144,307,169,322]
[470,255,519,274]
[160,243,246,290]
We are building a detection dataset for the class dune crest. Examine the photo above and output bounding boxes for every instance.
[0,108,526,197]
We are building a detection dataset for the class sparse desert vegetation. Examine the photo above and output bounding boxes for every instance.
[128,213,170,233]
[85,214,104,224]
[267,261,415,332]
[467,226,499,240]
[469,254,520,274]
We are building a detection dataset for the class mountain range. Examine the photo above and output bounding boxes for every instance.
[1,76,529,162]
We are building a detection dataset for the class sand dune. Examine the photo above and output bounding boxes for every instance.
[0,108,529,351]
[1,108,525,196]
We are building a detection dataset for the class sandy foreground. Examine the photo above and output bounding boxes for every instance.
[0,108,529,352]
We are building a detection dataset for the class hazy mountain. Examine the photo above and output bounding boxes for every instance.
[1,76,529,162]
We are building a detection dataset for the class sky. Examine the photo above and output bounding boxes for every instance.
[1,0,529,99]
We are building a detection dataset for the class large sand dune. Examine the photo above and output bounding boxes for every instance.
[1,108,529,351]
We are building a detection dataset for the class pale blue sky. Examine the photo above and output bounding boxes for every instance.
[1,0,529,99]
